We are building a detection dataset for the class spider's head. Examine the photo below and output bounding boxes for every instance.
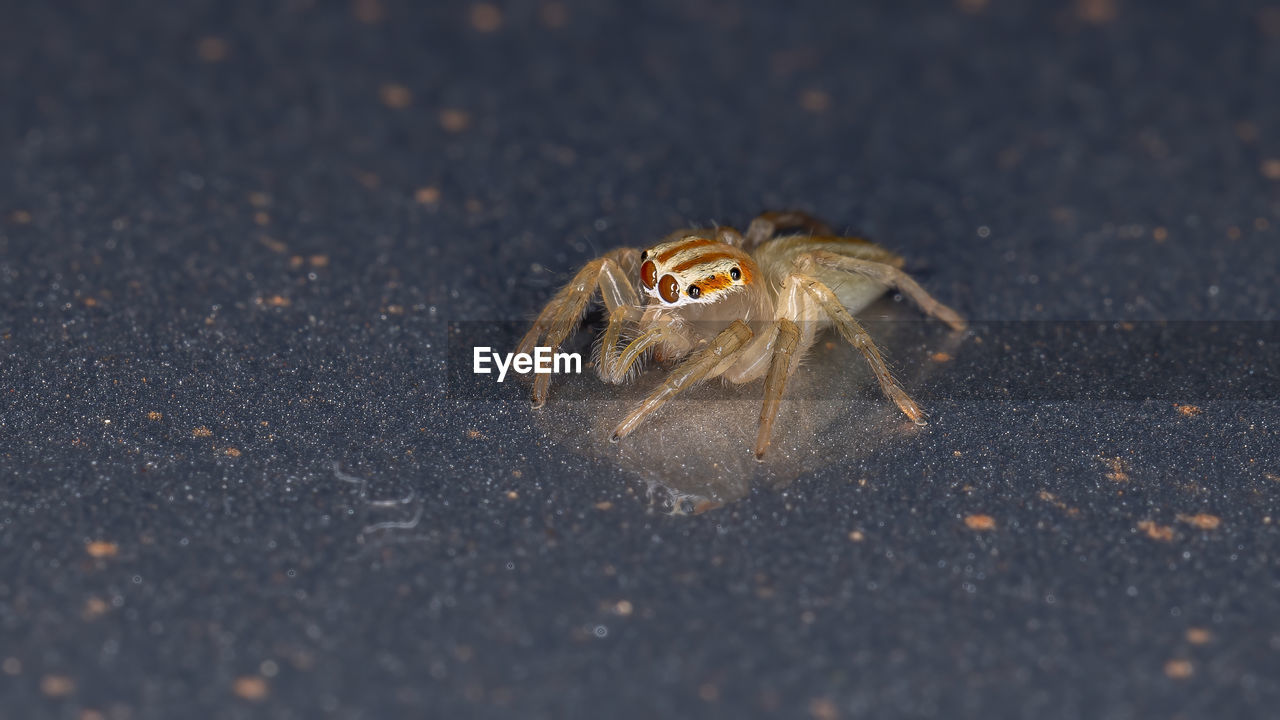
[638,233,755,308]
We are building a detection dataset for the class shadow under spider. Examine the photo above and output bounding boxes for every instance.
[526,297,966,512]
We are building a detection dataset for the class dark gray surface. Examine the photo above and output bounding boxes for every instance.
[3,1,1279,718]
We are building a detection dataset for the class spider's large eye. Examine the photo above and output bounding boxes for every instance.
[658,274,679,303]
[730,267,741,281]
[640,260,657,289]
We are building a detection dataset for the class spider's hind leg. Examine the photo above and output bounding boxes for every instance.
[744,211,836,250]
[801,274,927,425]
[811,250,967,331]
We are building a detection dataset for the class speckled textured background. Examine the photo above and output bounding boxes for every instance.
[2,1,1279,718]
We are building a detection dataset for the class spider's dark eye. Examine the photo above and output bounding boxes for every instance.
[640,250,648,260]
[730,267,741,281]
[641,260,657,289]
[687,285,701,299]
[658,274,679,303]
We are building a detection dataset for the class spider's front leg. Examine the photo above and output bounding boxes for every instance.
[752,318,801,459]
[516,248,641,407]
[735,272,813,459]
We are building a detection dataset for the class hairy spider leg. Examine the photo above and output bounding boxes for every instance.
[811,251,967,331]
[743,210,835,251]
[801,272,926,425]
[516,248,641,406]
[610,320,753,442]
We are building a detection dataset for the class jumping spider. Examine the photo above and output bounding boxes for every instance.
[517,211,967,459]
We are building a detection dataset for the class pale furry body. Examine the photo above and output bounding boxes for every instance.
[517,211,966,458]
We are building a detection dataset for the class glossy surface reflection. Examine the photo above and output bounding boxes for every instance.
[529,298,965,509]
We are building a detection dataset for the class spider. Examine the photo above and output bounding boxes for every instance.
[516,211,967,459]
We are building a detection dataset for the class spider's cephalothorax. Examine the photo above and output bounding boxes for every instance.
[639,233,757,307]
[516,211,967,459]
[632,229,772,362]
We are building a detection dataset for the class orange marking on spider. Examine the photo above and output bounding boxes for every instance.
[672,251,739,273]
[654,237,718,263]
[694,274,736,296]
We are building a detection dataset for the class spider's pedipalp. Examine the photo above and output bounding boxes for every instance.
[610,320,753,442]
